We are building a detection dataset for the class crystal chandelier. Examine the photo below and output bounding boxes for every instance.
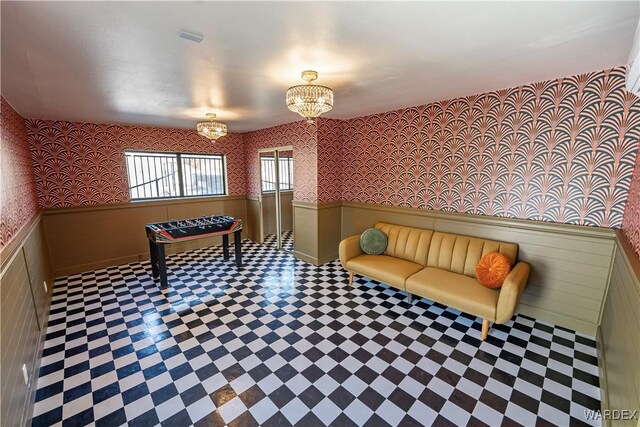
[196,113,227,140]
[286,70,333,123]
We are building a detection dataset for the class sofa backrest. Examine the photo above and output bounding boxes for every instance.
[427,232,518,278]
[375,223,433,267]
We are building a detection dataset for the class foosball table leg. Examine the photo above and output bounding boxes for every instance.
[234,230,242,267]
[149,240,159,278]
[157,244,168,288]
[222,234,230,260]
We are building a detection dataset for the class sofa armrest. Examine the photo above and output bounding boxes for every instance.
[339,235,363,268]
[495,262,530,324]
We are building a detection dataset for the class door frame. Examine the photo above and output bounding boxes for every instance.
[258,146,293,250]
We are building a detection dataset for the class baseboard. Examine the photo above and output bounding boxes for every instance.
[516,304,597,336]
[293,249,320,265]
[53,253,147,277]
[318,252,339,265]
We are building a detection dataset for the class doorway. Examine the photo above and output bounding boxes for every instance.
[259,147,294,252]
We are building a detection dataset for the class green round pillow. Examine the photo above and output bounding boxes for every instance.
[360,228,388,255]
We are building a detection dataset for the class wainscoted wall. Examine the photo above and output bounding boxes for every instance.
[340,67,640,228]
[42,196,248,277]
[1,98,40,248]
[26,120,247,208]
[292,202,318,263]
[0,215,54,427]
[341,201,616,335]
[292,201,342,265]
[246,197,262,243]
[599,232,640,420]
[317,203,343,263]
[1,98,50,427]
[243,121,318,202]
[622,144,640,259]
[261,191,293,237]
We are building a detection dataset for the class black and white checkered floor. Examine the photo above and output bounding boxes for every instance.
[32,240,601,426]
[264,230,294,253]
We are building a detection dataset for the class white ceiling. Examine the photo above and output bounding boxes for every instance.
[2,1,638,133]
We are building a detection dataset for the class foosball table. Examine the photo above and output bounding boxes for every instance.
[145,215,243,287]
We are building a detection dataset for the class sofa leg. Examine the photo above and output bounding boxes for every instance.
[407,293,413,304]
[481,319,490,340]
[348,272,354,286]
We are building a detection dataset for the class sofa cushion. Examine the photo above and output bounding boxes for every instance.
[406,267,500,320]
[476,252,511,288]
[346,255,423,290]
[426,232,518,278]
[360,228,388,255]
[375,223,433,267]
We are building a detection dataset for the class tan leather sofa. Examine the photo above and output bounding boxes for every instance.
[339,222,530,340]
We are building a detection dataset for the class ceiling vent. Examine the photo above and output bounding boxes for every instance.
[179,30,204,43]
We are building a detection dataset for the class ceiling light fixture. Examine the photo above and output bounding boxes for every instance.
[197,113,227,140]
[286,70,333,123]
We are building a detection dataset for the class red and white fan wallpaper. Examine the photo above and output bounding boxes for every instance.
[243,121,318,203]
[27,121,247,208]
[622,145,640,258]
[340,67,640,229]
[317,118,344,204]
[0,99,40,248]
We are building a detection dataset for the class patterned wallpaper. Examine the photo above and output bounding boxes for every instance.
[1,98,40,248]
[317,118,344,204]
[622,143,640,258]
[27,120,246,208]
[340,67,640,228]
[243,121,318,203]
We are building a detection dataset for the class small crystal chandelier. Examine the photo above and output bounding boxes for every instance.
[286,70,333,123]
[196,113,227,140]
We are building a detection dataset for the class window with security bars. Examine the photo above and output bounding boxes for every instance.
[261,156,293,192]
[125,151,226,200]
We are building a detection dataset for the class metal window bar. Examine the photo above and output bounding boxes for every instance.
[126,153,179,200]
[261,157,293,192]
[261,157,274,192]
[180,154,226,197]
[125,151,225,200]
[279,157,293,190]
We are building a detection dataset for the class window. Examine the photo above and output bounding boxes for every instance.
[261,156,293,192]
[125,151,226,200]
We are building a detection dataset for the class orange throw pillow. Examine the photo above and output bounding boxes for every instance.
[476,252,511,289]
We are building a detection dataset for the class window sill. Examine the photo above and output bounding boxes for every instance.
[260,190,294,195]
[130,194,228,203]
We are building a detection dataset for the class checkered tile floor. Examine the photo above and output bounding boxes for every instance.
[264,229,293,252]
[32,240,601,426]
